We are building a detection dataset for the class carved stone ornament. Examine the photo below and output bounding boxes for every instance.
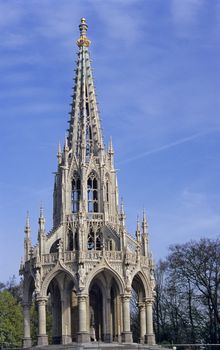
[78,264,86,290]
[35,269,41,293]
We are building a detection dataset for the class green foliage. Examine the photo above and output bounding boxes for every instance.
[0,290,23,348]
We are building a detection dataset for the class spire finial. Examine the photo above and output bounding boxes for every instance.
[142,208,148,236]
[77,18,91,47]
[136,215,141,241]
[57,142,62,164]
[108,136,114,155]
[120,198,125,216]
[25,211,30,229]
[40,205,44,218]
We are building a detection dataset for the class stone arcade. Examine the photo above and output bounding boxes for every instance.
[20,18,156,348]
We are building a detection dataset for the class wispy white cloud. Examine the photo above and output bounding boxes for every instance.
[171,0,204,36]
[119,131,208,164]
[92,1,145,46]
[0,2,24,28]
[171,0,203,23]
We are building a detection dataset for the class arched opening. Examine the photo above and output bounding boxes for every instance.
[131,274,146,343]
[106,180,109,203]
[87,228,102,250]
[87,173,98,212]
[67,229,73,251]
[88,270,123,343]
[47,279,61,344]
[110,278,121,342]
[72,175,80,213]
[89,283,103,341]
[50,239,60,253]
[46,272,76,345]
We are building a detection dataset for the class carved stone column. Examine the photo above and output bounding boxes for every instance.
[104,295,112,342]
[22,302,32,348]
[139,302,146,344]
[61,290,72,344]
[146,298,155,345]
[37,297,48,346]
[77,295,89,342]
[121,295,132,343]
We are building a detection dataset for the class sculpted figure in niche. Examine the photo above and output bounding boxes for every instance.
[150,269,156,295]
[125,267,132,290]
[78,264,86,289]
[58,240,63,254]
[35,269,41,293]
[136,246,140,263]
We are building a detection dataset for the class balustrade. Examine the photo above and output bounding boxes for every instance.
[39,250,144,266]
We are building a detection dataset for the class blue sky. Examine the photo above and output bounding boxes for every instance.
[0,0,220,282]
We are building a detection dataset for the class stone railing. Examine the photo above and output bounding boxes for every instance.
[39,250,148,267]
[40,250,125,266]
[42,253,58,264]
[104,251,122,261]
[86,213,104,221]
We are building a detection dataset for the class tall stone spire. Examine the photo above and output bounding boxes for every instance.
[68,18,104,163]
[21,19,156,347]
[24,211,31,262]
[142,209,149,256]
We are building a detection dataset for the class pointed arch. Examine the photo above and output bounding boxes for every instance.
[72,172,81,213]
[41,264,77,297]
[87,171,99,212]
[85,266,124,295]
[131,271,151,300]
[87,227,103,250]
[105,173,110,204]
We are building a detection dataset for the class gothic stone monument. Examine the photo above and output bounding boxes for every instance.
[20,18,156,348]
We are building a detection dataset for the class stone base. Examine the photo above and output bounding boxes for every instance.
[52,336,61,344]
[121,331,133,343]
[37,334,48,346]
[139,336,145,344]
[22,337,32,348]
[103,333,112,342]
[77,331,90,343]
[146,333,156,345]
[62,335,72,344]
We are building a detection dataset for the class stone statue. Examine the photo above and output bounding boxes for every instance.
[125,267,131,289]
[150,270,156,295]
[78,264,86,289]
[136,246,140,263]
[58,240,63,254]
[35,269,41,293]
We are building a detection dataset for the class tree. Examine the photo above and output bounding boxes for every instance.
[0,290,23,348]
[168,238,220,343]
[154,238,220,344]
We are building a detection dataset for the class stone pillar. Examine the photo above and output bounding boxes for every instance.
[61,291,72,344]
[117,295,122,343]
[77,295,89,342]
[146,298,155,345]
[139,302,146,344]
[22,302,32,348]
[121,295,132,343]
[104,296,112,342]
[37,297,48,346]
